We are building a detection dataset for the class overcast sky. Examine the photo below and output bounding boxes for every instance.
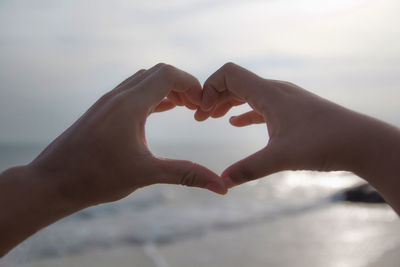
[0,0,399,146]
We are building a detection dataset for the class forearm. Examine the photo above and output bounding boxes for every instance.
[0,165,83,256]
[350,114,400,213]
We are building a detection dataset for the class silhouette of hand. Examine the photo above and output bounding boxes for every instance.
[196,63,372,188]
[30,63,227,207]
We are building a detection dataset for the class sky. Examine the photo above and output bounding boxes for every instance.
[0,0,399,146]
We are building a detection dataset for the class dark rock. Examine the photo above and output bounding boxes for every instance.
[343,183,386,203]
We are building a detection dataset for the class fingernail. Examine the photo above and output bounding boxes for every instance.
[200,102,212,112]
[206,182,226,195]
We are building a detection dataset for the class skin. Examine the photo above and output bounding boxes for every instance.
[195,62,400,214]
[1,62,399,256]
[0,63,227,256]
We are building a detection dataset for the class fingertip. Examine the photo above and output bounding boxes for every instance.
[221,170,238,189]
[153,99,176,113]
[188,163,228,195]
[229,116,242,127]
[205,181,228,195]
[223,177,236,189]
[200,84,218,111]
[185,87,202,106]
[181,93,199,110]
[194,110,204,121]
[194,108,210,121]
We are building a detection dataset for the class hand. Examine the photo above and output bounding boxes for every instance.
[29,63,227,207]
[195,63,385,188]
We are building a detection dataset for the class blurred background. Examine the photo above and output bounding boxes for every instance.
[0,0,399,266]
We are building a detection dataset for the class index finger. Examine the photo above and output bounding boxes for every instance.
[200,62,268,112]
[129,64,202,112]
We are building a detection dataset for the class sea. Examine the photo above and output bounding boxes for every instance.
[1,0,400,266]
[0,142,399,267]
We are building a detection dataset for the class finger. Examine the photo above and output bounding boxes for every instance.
[167,91,184,106]
[180,93,198,110]
[166,86,202,110]
[183,86,202,106]
[221,144,283,188]
[131,64,202,111]
[168,80,203,109]
[201,62,268,113]
[229,110,265,127]
[194,107,213,121]
[195,91,231,120]
[115,69,147,89]
[210,98,244,118]
[154,158,227,195]
[89,69,148,113]
[92,63,175,115]
[114,63,167,95]
[201,82,220,112]
[153,98,176,113]
[210,101,233,118]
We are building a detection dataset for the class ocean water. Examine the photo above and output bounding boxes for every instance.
[1,0,400,266]
[0,143,399,267]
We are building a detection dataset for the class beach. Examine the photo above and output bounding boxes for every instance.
[1,143,399,267]
[1,0,400,265]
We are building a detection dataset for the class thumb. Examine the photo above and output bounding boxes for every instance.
[153,158,227,195]
[221,144,284,188]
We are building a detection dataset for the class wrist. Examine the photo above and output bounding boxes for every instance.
[0,165,85,255]
[325,107,392,177]
[356,120,400,213]
[24,163,88,214]
[355,120,400,176]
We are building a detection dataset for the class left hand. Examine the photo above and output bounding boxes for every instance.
[29,63,227,207]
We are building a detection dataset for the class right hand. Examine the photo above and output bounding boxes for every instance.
[195,63,374,188]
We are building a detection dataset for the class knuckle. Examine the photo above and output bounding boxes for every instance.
[99,90,114,103]
[284,81,295,87]
[280,81,296,90]
[155,62,167,68]
[157,64,179,83]
[111,91,143,113]
[222,62,237,73]
[179,162,198,187]
[110,92,125,105]
[273,80,297,92]
[203,79,212,90]
[159,64,176,75]
[158,64,181,88]
[203,84,215,97]
[108,93,128,110]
